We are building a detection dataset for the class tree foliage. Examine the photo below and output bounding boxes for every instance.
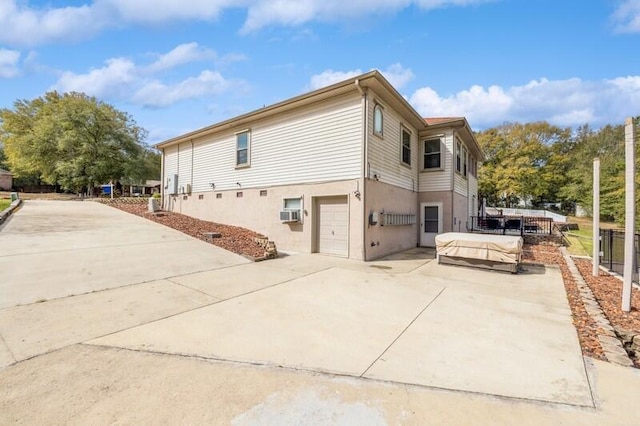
[0,92,157,192]
[477,118,640,224]
[477,122,572,208]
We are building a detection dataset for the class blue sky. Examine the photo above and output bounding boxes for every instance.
[1,0,639,144]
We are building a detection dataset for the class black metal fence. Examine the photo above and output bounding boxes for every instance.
[470,216,553,236]
[599,229,639,284]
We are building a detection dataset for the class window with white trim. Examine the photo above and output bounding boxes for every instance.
[456,139,468,178]
[401,127,411,166]
[463,146,468,177]
[236,130,250,167]
[423,138,442,169]
[373,104,383,136]
[283,197,302,211]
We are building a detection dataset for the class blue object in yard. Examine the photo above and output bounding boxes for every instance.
[101,185,112,195]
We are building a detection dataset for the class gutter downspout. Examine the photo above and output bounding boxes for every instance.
[191,139,194,194]
[356,79,368,261]
[161,148,165,210]
[451,132,455,233]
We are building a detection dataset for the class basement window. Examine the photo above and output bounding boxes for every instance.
[260,190,268,197]
[236,192,243,198]
[216,193,222,199]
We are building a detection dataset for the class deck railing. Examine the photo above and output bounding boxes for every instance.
[470,215,553,236]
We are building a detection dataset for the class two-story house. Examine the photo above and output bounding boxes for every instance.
[156,70,483,260]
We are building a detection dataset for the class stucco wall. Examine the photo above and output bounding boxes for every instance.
[364,179,418,260]
[452,191,470,233]
[166,179,365,260]
[418,191,453,233]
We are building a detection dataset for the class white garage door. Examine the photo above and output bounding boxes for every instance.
[317,196,349,257]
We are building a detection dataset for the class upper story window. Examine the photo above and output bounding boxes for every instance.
[463,147,468,177]
[456,138,468,178]
[373,104,384,136]
[401,127,411,166]
[423,138,442,169]
[469,156,477,177]
[236,130,250,167]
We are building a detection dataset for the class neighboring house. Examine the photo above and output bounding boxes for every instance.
[156,71,483,260]
[0,168,12,191]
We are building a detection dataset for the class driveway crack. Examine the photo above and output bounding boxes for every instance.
[359,286,447,377]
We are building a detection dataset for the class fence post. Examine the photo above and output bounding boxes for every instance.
[593,158,600,276]
[609,230,613,271]
[622,117,635,312]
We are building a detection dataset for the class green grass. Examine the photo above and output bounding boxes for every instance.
[564,216,618,257]
[0,199,10,212]
[565,229,594,256]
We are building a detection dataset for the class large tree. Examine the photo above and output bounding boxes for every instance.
[559,119,640,223]
[477,122,572,208]
[0,91,151,192]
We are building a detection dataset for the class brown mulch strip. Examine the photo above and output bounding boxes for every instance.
[522,245,606,361]
[101,200,268,259]
[574,259,640,367]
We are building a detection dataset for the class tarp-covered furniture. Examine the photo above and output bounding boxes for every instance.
[435,232,523,273]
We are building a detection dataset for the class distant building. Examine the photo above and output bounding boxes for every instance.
[0,168,12,191]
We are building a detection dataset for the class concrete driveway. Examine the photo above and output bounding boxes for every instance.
[2,200,639,424]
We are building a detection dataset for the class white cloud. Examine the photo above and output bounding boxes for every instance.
[145,43,217,73]
[52,43,244,107]
[55,58,137,98]
[309,63,414,90]
[410,77,640,128]
[309,69,364,90]
[132,70,237,107]
[241,0,491,33]
[0,48,20,78]
[0,0,103,46]
[611,0,640,33]
[382,63,414,89]
[100,0,230,24]
[0,0,494,46]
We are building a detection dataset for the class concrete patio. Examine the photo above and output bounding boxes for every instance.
[2,200,639,424]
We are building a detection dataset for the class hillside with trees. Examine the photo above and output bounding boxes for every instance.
[0,91,159,194]
[476,118,639,224]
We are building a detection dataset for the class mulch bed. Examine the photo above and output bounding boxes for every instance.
[522,245,607,361]
[102,200,268,259]
[574,259,640,367]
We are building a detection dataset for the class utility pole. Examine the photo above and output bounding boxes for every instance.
[622,118,635,312]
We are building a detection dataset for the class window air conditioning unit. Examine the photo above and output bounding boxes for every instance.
[280,210,300,222]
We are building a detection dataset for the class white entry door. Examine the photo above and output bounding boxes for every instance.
[420,202,442,247]
[317,196,349,257]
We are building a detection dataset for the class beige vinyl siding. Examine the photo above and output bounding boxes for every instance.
[468,174,478,217]
[164,145,178,184]
[453,134,474,196]
[454,172,468,196]
[177,142,193,191]
[367,93,418,191]
[190,94,362,193]
[418,131,453,192]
